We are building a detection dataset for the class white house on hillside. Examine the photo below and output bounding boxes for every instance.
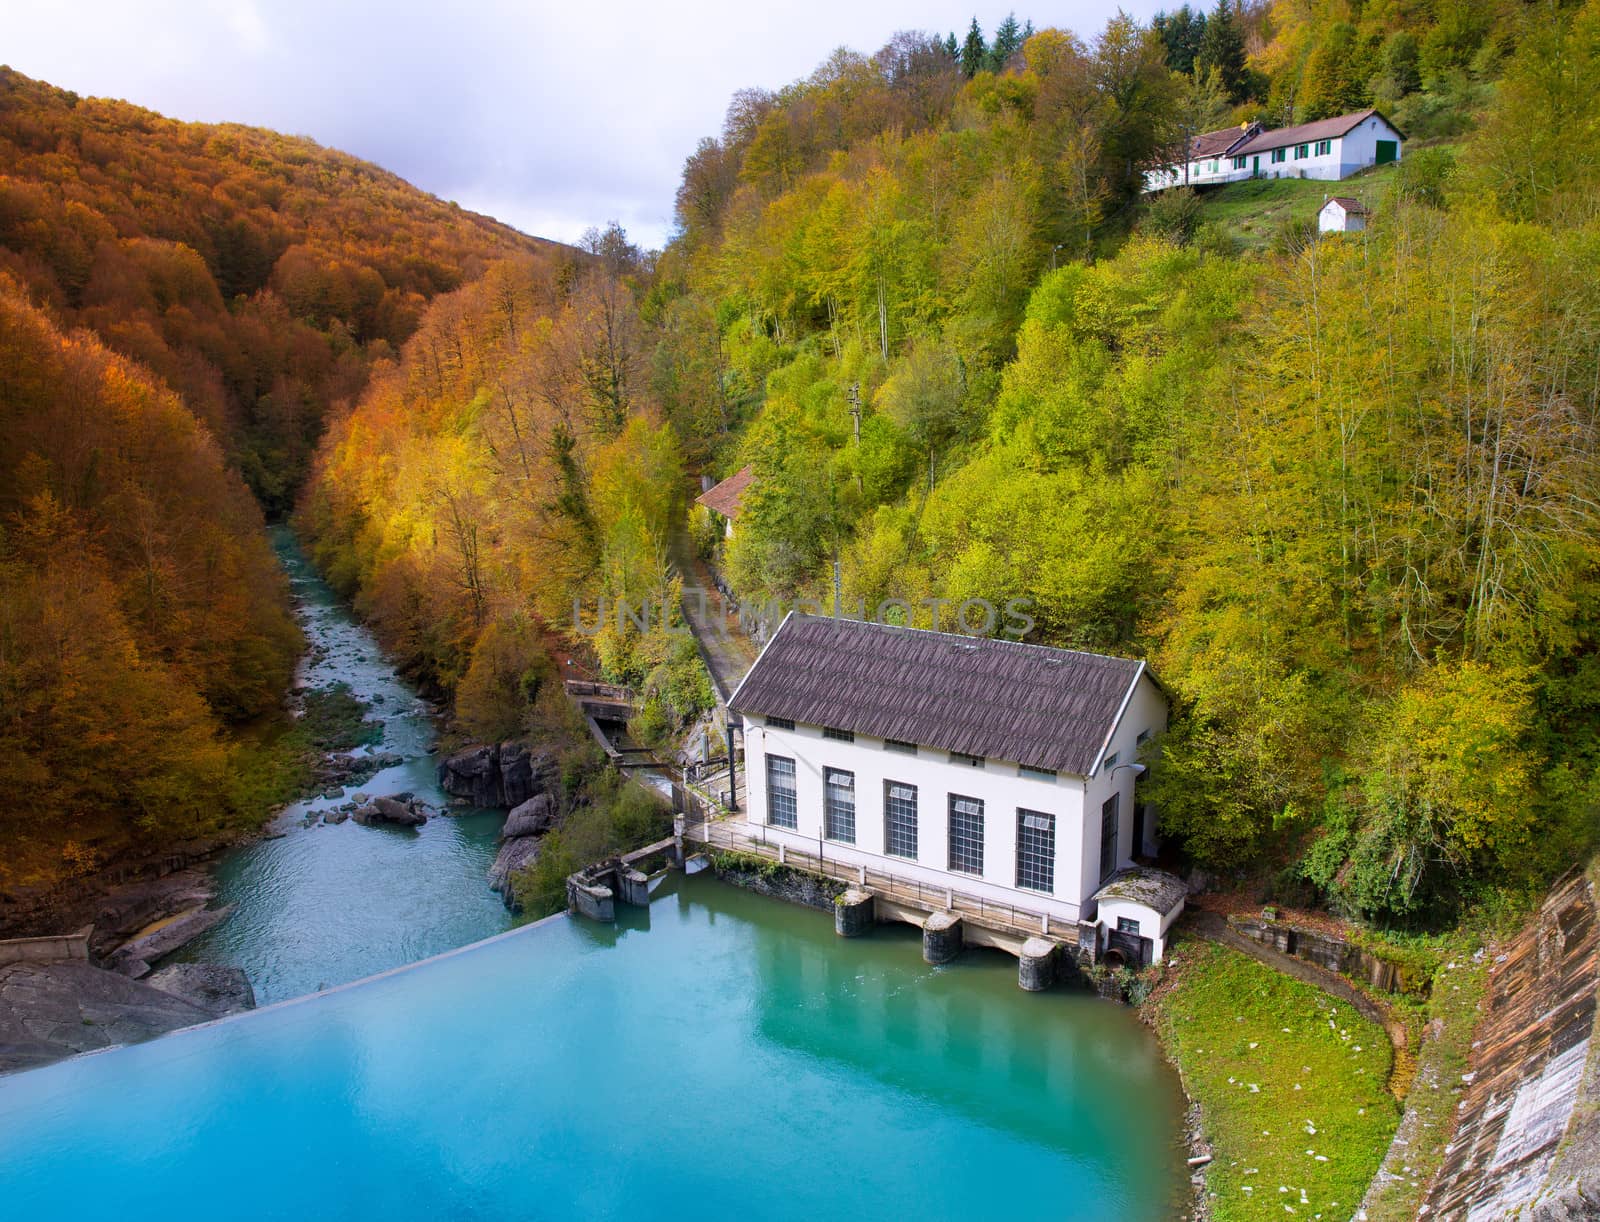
[1318,196,1370,233]
[1232,108,1403,181]
[1144,108,1404,192]
[729,613,1184,964]
[1142,121,1261,192]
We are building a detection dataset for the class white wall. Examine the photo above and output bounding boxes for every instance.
[1097,894,1185,963]
[740,671,1167,923]
[1253,116,1403,182]
[1078,672,1168,911]
[744,717,1088,921]
[1318,201,1367,233]
[1337,114,1403,176]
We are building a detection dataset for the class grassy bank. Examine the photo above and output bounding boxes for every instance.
[1357,953,1487,1220]
[1150,939,1400,1220]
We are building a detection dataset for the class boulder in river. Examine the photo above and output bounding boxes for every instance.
[437,741,558,808]
[107,904,236,977]
[502,793,556,839]
[351,794,430,827]
[146,963,256,1017]
[438,744,500,806]
[487,837,541,907]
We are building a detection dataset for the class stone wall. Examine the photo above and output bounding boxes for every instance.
[710,855,848,912]
[1230,916,1415,994]
[1422,871,1598,1219]
[0,932,89,966]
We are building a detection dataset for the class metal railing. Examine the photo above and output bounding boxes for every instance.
[686,817,1079,940]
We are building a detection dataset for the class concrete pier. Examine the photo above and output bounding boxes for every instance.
[1018,937,1057,991]
[618,868,650,907]
[834,888,875,937]
[568,881,614,922]
[922,911,964,965]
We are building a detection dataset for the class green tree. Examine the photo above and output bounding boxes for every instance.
[989,13,1026,72]
[1460,0,1600,227]
[1299,23,1368,121]
[1196,0,1248,100]
[876,342,969,492]
[961,18,988,79]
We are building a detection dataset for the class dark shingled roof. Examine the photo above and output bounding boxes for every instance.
[1186,123,1258,159]
[1324,196,1369,215]
[729,614,1148,776]
[1092,867,1188,915]
[1234,108,1400,156]
[695,465,754,519]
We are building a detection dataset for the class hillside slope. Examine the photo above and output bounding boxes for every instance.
[0,70,565,901]
[0,67,556,508]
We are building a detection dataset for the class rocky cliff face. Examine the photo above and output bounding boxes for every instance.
[437,741,557,808]
[487,793,559,911]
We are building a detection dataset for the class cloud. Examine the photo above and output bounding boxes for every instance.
[1,0,1163,250]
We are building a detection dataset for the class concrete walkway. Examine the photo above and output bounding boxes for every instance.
[667,530,757,705]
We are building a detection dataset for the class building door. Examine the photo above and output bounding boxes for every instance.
[1252,155,1260,177]
[1376,140,1398,165]
[1132,804,1147,859]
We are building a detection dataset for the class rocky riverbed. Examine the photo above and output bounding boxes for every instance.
[0,528,585,1072]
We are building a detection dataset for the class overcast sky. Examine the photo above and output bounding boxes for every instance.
[1,0,1161,249]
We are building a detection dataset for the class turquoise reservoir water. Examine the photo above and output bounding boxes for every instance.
[0,875,1185,1220]
[176,527,512,1003]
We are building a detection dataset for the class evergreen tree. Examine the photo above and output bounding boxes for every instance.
[1153,5,1207,75]
[989,13,1025,72]
[1196,0,1248,100]
[961,18,988,79]
[944,31,960,61]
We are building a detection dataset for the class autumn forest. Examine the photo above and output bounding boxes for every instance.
[3,0,1598,928]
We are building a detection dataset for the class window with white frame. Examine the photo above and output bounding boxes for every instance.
[948,795,984,875]
[1271,148,1286,164]
[824,767,855,843]
[884,781,918,858]
[1104,752,1120,770]
[767,754,797,829]
[1016,809,1056,892]
[1315,139,1331,156]
[1099,793,1120,881]
[884,738,918,756]
[823,726,854,743]
[1117,916,1140,935]
[949,751,985,768]
[1019,764,1057,782]
[766,715,795,731]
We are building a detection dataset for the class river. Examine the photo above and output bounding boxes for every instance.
[174,527,513,1003]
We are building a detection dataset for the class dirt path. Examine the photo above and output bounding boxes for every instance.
[667,530,757,704]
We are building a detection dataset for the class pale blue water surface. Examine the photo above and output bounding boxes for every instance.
[0,875,1186,1221]
[175,527,513,1003]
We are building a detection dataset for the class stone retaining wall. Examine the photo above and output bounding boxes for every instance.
[1422,870,1598,1219]
[709,856,848,913]
[0,932,89,966]
[1231,916,1417,994]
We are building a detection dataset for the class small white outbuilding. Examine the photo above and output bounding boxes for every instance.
[1318,196,1370,233]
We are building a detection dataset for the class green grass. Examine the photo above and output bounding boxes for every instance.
[1193,162,1402,251]
[1153,939,1401,1220]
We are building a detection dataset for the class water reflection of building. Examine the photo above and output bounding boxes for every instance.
[734,885,1182,1175]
